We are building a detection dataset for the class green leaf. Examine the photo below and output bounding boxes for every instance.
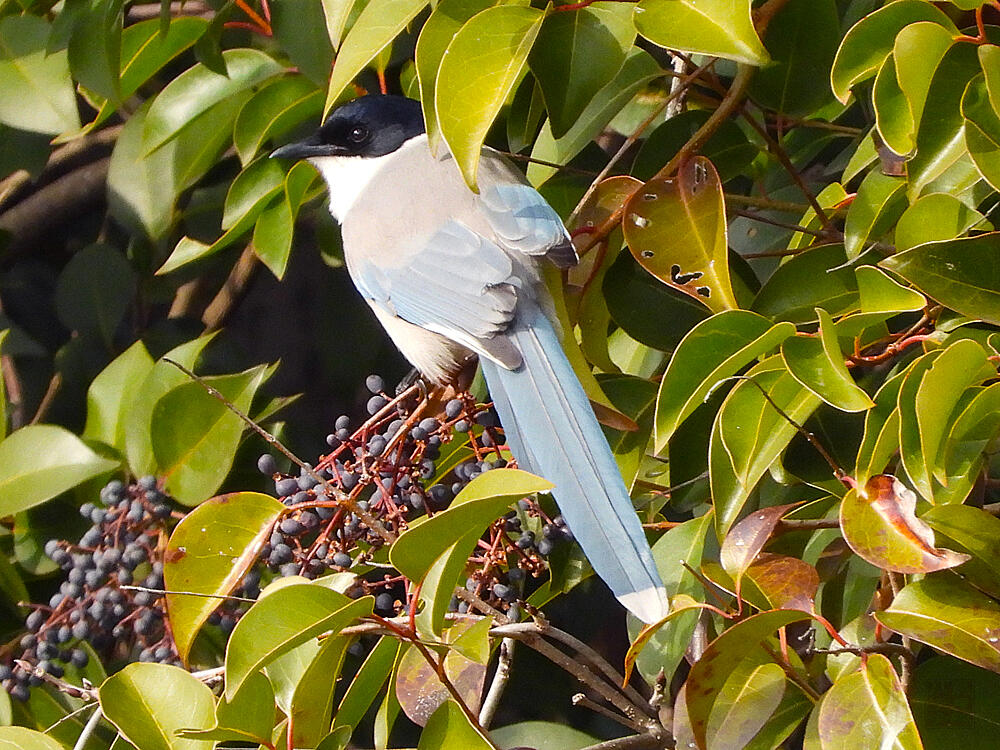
[333,637,401,733]
[854,369,906,486]
[291,634,352,747]
[67,0,122,104]
[781,308,874,412]
[895,193,985,251]
[910,657,1000,750]
[234,75,323,164]
[0,727,66,750]
[164,491,285,662]
[143,49,283,153]
[177,671,275,744]
[633,0,768,66]
[623,156,739,313]
[271,0,335,86]
[415,0,500,153]
[226,583,373,699]
[0,16,80,135]
[0,330,6,439]
[528,4,634,138]
[881,233,1000,327]
[752,244,860,324]
[907,41,981,199]
[124,334,218,477]
[320,0,355,50]
[748,0,839,117]
[924,504,1000,598]
[626,512,713,687]
[54,244,137,346]
[853,265,926,317]
[710,358,821,535]
[817,654,921,749]
[707,661,787,749]
[527,48,661,185]
[872,54,913,156]
[152,365,271,505]
[0,425,118,516]
[829,0,957,103]
[253,160,320,278]
[391,469,552,580]
[877,574,1000,673]
[435,5,545,189]
[632,109,756,183]
[417,700,492,749]
[99,663,216,750]
[325,0,429,109]
[685,609,811,749]
[933,383,1000,504]
[963,73,1000,192]
[83,340,155,452]
[491,722,598,750]
[844,169,906,259]
[654,311,793,453]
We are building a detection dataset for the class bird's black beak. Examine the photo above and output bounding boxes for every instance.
[270,134,335,160]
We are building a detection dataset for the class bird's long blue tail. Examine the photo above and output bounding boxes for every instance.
[480,300,668,623]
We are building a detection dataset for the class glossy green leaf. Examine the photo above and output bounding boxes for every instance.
[752,244,859,324]
[529,4,634,138]
[781,308,874,412]
[415,525,484,637]
[527,48,660,185]
[99,663,216,750]
[980,44,1000,113]
[164,491,285,662]
[0,425,118,516]
[896,350,949,500]
[152,365,271,505]
[143,49,283,152]
[333,637,401,733]
[598,375,655,490]
[817,654,921,749]
[416,0,505,152]
[855,265,926,314]
[844,169,906,259]
[881,234,1000,326]
[271,0,334,86]
[910,657,1000,750]
[873,54,913,156]
[291,634,352,747]
[390,469,552,580]
[829,0,957,103]
[924,504,1000,598]
[685,609,811,749]
[907,41,981,199]
[436,5,545,189]
[0,16,80,135]
[66,0,122,104]
[895,193,985,252]
[963,73,1000,192]
[0,727,68,750]
[54,243,136,346]
[83,340,155,452]
[320,0,355,49]
[491,722,598,750]
[934,383,1000,504]
[325,0,429,109]
[225,583,373,699]
[854,369,906,486]
[878,574,1000,673]
[417,700,492,749]
[632,0,768,66]
[234,75,323,164]
[655,311,793,452]
[178,671,275,744]
[124,334,216,477]
[632,109,756,183]
[749,0,838,117]
[626,513,713,686]
[624,157,738,313]
[710,357,821,535]
[707,661,787,749]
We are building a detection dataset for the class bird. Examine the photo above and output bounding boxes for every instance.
[271,94,668,623]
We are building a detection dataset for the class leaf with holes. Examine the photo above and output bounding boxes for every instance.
[840,474,970,573]
[623,157,738,313]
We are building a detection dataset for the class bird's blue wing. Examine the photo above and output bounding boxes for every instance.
[478,182,577,267]
[349,221,522,365]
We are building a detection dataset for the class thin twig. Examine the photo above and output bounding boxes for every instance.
[30,373,62,425]
[479,638,515,728]
[119,585,257,603]
[573,693,646,733]
[72,704,104,750]
[582,734,672,750]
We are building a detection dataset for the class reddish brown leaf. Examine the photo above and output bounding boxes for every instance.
[744,553,819,611]
[720,503,802,596]
[840,474,971,573]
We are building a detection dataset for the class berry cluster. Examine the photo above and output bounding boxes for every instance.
[2,477,179,701]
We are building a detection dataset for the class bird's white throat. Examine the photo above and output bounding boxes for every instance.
[309,134,429,223]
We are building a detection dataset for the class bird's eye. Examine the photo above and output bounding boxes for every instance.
[348,125,369,143]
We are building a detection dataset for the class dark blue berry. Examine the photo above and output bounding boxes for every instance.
[258,454,278,475]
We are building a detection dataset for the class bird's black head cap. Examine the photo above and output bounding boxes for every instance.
[271,95,425,161]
